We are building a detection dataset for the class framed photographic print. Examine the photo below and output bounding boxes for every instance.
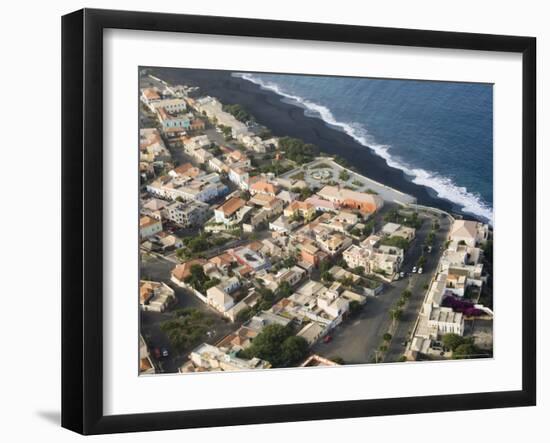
[61,8,536,435]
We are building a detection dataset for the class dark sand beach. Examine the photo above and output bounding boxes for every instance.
[151,67,474,218]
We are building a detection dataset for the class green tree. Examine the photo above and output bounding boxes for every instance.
[277,281,293,298]
[241,324,297,367]
[383,333,393,342]
[236,307,254,322]
[281,336,309,365]
[349,300,362,316]
[339,170,350,181]
[452,343,478,359]
[442,333,466,351]
[321,271,334,283]
[389,308,403,327]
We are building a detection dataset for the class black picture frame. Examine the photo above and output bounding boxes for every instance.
[62,8,537,435]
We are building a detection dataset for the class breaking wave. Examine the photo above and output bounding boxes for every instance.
[235,72,493,224]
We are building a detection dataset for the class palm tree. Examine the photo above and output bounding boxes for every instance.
[389,308,402,328]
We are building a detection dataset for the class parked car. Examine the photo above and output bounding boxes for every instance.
[323,335,333,344]
[412,266,417,273]
[153,348,161,359]
[399,272,405,278]
[418,267,423,274]
[160,347,169,358]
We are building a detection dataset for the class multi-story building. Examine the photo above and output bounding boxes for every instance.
[164,200,211,227]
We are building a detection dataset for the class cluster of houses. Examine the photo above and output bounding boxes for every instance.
[139,75,471,374]
[406,219,491,360]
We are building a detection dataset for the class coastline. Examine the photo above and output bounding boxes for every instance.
[151,66,483,221]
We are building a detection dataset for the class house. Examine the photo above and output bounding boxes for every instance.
[208,157,228,173]
[248,194,284,215]
[277,190,298,204]
[269,215,296,235]
[256,266,305,292]
[381,222,416,240]
[139,280,175,312]
[317,185,384,214]
[299,241,326,268]
[169,162,202,179]
[141,197,168,220]
[206,286,235,313]
[139,215,162,240]
[249,180,279,196]
[426,305,465,337]
[297,322,326,345]
[164,200,211,227]
[191,147,213,164]
[141,87,160,107]
[183,134,211,153]
[158,233,183,251]
[157,107,191,130]
[448,219,489,247]
[223,290,262,323]
[189,118,206,131]
[283,200,316,220]
[171,259,207,287]
[214,197,246,224]
[304,196,339,213]
[300,354,341,367]
[343,239,403,276]
[230,246,270,272]
[228,167,250,190]
[149,98,187,113]
[181,343,271,373]
[316,232,352,256]
[146,172,227,203]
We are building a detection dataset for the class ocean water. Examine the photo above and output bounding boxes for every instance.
[235,73,493,223]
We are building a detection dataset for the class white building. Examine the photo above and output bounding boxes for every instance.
[426,305,465,337]
[149,98,187,113]
[164,200,211,227]
[448,219,489,247]
[206,286,235,313]
[139,215,162,239]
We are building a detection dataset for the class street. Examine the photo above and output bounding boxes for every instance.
[312,212,451,364]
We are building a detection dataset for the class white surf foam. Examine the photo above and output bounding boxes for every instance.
[235,72,493,224]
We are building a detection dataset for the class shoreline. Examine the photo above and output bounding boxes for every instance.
[151,67,484,222]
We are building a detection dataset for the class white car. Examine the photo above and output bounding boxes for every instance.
[418,267,423,274]
[399,272,405,278]
[412,266,417,273]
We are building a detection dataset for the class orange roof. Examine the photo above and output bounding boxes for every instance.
[173,163,201,177]
[250,180,278,195]
[209,253,235,268]
[140,357,153,372]
[140,281,155,304]
[142,88,160,100]
[229,150,247,161]
[218,197,246,217]
[140,215,160,228]
[172,259,207,281]
[290,200,313,211]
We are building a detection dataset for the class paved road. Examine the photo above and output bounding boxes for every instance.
[384,214,451,362]
[312,212,449,364]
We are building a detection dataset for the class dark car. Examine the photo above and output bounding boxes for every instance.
[153,348,161,359]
